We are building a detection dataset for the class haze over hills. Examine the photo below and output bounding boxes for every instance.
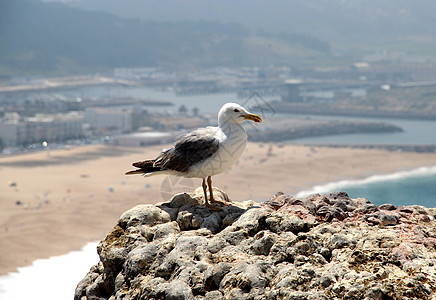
[0,0,330,77]
[3,0,436,77]
[65,0,436,44]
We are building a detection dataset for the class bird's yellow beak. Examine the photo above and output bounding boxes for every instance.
[241,113,262,123]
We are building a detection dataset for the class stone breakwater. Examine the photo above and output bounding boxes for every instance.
[75,190,436,300]
[249,120,402,143]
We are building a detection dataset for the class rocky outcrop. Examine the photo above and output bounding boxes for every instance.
[75,189,436,300]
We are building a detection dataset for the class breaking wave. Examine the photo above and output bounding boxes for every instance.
[0,242,99,300]
[296,165,436,198]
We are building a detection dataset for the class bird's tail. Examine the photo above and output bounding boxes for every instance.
[125,160,162,175]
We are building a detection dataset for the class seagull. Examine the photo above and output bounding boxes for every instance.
[125,102,262,208]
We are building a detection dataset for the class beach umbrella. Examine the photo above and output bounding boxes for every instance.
[8,181,17,187]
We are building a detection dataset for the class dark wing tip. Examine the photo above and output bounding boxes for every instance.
[125,169,144,175]
[132,160,154,168]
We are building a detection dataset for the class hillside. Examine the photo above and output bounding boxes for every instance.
[0,0,330,77]
[69,0,436,44]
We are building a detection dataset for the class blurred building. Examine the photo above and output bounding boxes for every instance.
[0,113,27,146]
[26,112,84,144]
[111,131,175,147]
[114,67,158,80]
[0,112,84,147]
[85,107,133,135]
[281,79,303,102]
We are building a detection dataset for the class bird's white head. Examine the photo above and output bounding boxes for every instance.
[218,102,262,126]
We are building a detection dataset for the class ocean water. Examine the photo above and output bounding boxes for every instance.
[0,242,99,300]
[75,85,277,114]
[281,113,436,207]
[285,114,436,145]
[296,165,436,207]
[279,113,436,207]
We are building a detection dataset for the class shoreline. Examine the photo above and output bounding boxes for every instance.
[299,143,436,153]
[271,102,436,121]
[296,164,436,198]
[0,241,99,299]
[1,143,436,275]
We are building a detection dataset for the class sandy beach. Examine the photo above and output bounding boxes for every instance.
[1,143,436,275]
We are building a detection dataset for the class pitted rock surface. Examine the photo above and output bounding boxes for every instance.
[75,189,436,300]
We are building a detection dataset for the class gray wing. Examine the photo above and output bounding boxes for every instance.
[154,127,220,173]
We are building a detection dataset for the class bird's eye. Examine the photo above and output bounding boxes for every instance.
[234,109,240,112]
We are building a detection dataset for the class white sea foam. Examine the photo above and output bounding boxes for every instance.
[0,241,99,300]
[296,165,436,198]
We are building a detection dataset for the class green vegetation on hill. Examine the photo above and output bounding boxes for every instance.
[0,0,331,77]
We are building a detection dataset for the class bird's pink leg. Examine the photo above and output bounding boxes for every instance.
[207,176,231,207]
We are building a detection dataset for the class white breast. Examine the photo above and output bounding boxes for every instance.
[187,124,247,178]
